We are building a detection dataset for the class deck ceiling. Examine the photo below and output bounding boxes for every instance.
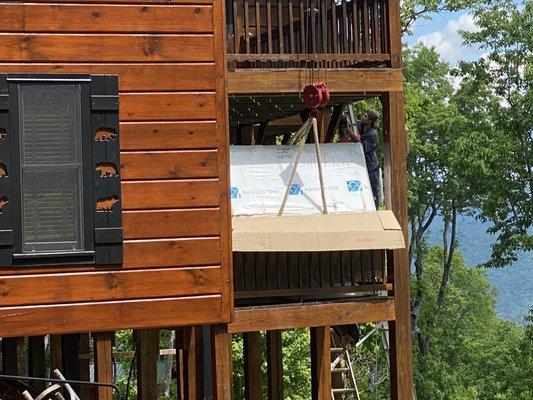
[229,92,379,126]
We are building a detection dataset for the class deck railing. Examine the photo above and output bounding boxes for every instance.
[226,0,391,68]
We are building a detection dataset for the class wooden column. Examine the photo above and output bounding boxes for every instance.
[94,332,114,400]
[62,334,81,393]
[28,336,46,392]
[79,333,92,399]
[267,330,283,400]
[243,332,262,400]
[311,326,331,400]
[381,89,414,400]
[136,329,159,400]
[213,325,232,400]
[177,326,202,400]
[50,335,62,372]
[2,337,22,375]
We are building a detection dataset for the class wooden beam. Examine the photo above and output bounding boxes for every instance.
[311,326,331,400]
[2,337,22,375]
[244,332,263,400]
[228,68,403,94]
[94,332,114,400]
[213,325,232,400]
[229,299,395,333]
[267,331,283,400]
[78,333,91,400]
[381,90,413,400]
[136,329,159,400]
[325,105,344,143]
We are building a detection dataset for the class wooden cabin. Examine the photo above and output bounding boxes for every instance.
[0,0,412,399]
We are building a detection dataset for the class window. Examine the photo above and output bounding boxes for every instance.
[0,74,122,266]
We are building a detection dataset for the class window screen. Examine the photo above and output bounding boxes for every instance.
[18,84,84,253]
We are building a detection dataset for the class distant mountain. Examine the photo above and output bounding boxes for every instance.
[426,214,532,324]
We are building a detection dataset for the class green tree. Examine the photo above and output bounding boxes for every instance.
[455,0,533,268]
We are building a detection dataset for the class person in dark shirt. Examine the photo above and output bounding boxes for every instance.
[339,110,381,208]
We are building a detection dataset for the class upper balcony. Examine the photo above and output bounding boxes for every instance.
[226,0,396,69]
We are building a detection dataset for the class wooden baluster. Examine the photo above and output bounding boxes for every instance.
[310,0,317,71]
[267,0,273,59]
[362,0,369,53]
[233,0,240,55]
[342,0,349,66]
[381,0,388,54]
[299,0,306,58]
[372,0,379,53]
[374,0,382,53]
[331,0,338,67]
[245,0,251,54]
[320,0,327,64]
[256,0,261,56]
[289,0,295,66]
[278,0,284,54]
[352,0,359,53]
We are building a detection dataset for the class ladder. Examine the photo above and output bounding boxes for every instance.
[345,103,360,137]
[330,330,361,400]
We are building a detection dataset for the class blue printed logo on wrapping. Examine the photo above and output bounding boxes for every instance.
[289,184,302,195]
[230,187,239,199]
[346,180,361,192]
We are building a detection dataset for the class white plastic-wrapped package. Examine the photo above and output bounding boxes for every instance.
[230,143,376,216]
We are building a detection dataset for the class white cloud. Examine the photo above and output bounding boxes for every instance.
[415,14,480,65]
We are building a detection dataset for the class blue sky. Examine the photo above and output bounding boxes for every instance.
[404,11,483,66]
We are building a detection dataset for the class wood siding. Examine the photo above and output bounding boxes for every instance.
[0,0,230,337]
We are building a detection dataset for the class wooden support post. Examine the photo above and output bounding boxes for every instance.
[176,326,202,400]
[213,325,232,400]
[318,107,332,143]
[381,89,414,400]
[62,334,81,393]
[28,336,46,392]
[243,332,262,400]
[311,326,331,400]
[136,329,159,400]
[240,124,256,145]
[94,332,114,400]
[78,333,91,399]
[325,105,343,143]
[267,331,283,400]
[2,337,22,375]
[50,335,62,373]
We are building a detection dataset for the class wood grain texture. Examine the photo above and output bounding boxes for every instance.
[229,299,395,333]
[0,64,215,91]
[213,325,233,400]
[120,121,217,150]
[136,329,159,400]
[382,91,413,400]
[0,267,222,306]
[0,295,223,337]
[121,150,218,180]
[244,332,263,400]
[120,93,216,121]
[0,4,213,33]
[123,238,220,267]
[94,332,114,400]
[227,68,404,94]
[122,180,219,209]
[21,0,212,3]
[123,209,220,239]
[0,34,214,62]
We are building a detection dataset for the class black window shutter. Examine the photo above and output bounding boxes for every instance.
[0,76,12,266]
[91,75,123,264]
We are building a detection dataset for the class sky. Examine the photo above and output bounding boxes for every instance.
[404,11,483,66]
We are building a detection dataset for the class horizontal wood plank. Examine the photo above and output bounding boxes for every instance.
[227,68,404,94]
[0,4,213,33]
[24,0,213,4]
[123,238,220,267]
[121,180,219,209]
[0,295,223,337]
[120,93,216,121]
[229,299,395,332]
[120,121,217,150]
[0,63,215,91]
[121,150,218,180]
[0,34,213,62]
[123,209,220,239]
[0,266,222,307]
